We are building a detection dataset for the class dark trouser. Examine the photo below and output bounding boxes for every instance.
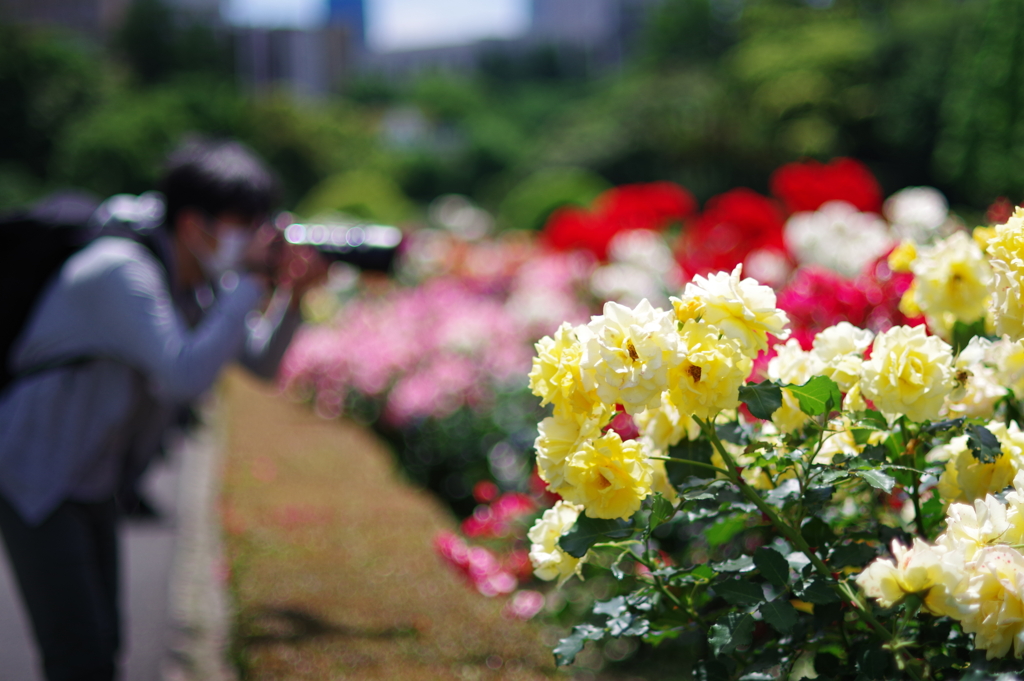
[0,494,120,681]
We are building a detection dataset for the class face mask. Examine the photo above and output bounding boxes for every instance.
[195,227,251,281]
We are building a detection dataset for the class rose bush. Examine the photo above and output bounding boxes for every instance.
[521,205,1024,679]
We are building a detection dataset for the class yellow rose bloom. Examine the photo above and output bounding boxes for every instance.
[888,239,917,272]
[955,546,1024,659]
[993,337,1024,401]
[856,539,965,617]
[985,206,1024,339]
[634,391,701,451]
[527,501,586,585]
[528,322,602,421]
[906,231,992,341]
[534,413,604,496]
[579,299,682,415]
[562,431,653,520]
[667,319,753,420]
[860,325,955,422]
[936,423,1023,504]
[679,264,790,356]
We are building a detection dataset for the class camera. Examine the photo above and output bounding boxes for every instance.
[281,221,403,273]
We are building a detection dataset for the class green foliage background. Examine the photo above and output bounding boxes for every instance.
[2,0,1023,220]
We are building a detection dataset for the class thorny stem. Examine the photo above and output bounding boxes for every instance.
[694,416,924,681]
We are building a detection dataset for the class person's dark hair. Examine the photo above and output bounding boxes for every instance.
[160,138,279,232]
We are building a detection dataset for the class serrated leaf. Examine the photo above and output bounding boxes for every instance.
[754,547,790,589]
[830,543,876,568]
[786,375,842,416]
[855,469,896,493]
[593,596,627,618]
[801,517,836,549]
[739,380,784,420]
[553,624,604,666]
[559,514,634,558]
[922,417,965,434]
[717,420,753,445]
[967,424,1001,464]
[797,578,840,604]
[667,438,715,481]
[764,478,801,508]
[708,612,755,657]
[854,410,889,430]
[759,597,799,634]
[713,555,755,573]
[715,578,764,605]
[649,493,676,531]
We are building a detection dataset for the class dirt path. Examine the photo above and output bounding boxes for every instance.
[219,369,558,680]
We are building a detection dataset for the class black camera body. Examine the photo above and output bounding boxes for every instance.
[282,222,402,272]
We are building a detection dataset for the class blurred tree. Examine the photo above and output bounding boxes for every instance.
[932,0,1024,205]
[641,0,737,67]
[111,0,231,85]
[0,25,107,206]
[723,0,879,160]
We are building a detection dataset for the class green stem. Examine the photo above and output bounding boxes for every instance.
[648,454,729,476]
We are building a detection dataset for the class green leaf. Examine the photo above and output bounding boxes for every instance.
[952,318,988,355]
[739,380,784,420]
[855,644,891,679]
[593,596,627,618]
[717,420,753,445]
[648,493,676,531]
[786,375,842,417]
[855,469,896,493]
[854,410,889,430]
[797,578,840,604]
[801,517,836,550]
[666,437,714,482]
[705,515,748,548]
[559,514,635,558]
[713,555,755,573]
[715,578,765,606]
[553,624,605,666]
[754,547,790,589]
[759,597,799,634]
[708,612,755,657]
[829,543,876,568]
[967,424,1001,464]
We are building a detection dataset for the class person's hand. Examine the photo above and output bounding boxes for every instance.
[241,224,280,285]
[272,242,329,308]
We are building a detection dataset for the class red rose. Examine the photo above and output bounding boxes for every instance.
[770,157,883,214]
[676,188,788,277]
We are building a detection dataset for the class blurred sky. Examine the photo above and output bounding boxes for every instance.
[223,0,531,52]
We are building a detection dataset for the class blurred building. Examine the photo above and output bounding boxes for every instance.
[362,0,663,78]
[233,24,351,98]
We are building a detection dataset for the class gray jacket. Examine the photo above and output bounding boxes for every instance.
[0,233,300,524]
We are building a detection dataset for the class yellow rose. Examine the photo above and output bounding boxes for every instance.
[860,325,954,422]
[634,391,701,451]
[937,495,1013,562]
[579,300,682,415]
[906,231,992,341]
[534,413,606,496]
[887,239,917,272]
[945,337,1005,419]
[856,539,964,617]
[562,431,653,520]
[528,322,602,421]
[954,546,1024,659]
[811,322,874,393]
[993,337,1024,400]
[678,264,790,356]
[985,206,1024,339]
[936,422,1024,504]
[527,501,586,585]
[669,319,753,420]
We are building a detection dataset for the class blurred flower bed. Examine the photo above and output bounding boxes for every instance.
[278,157,998,671]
